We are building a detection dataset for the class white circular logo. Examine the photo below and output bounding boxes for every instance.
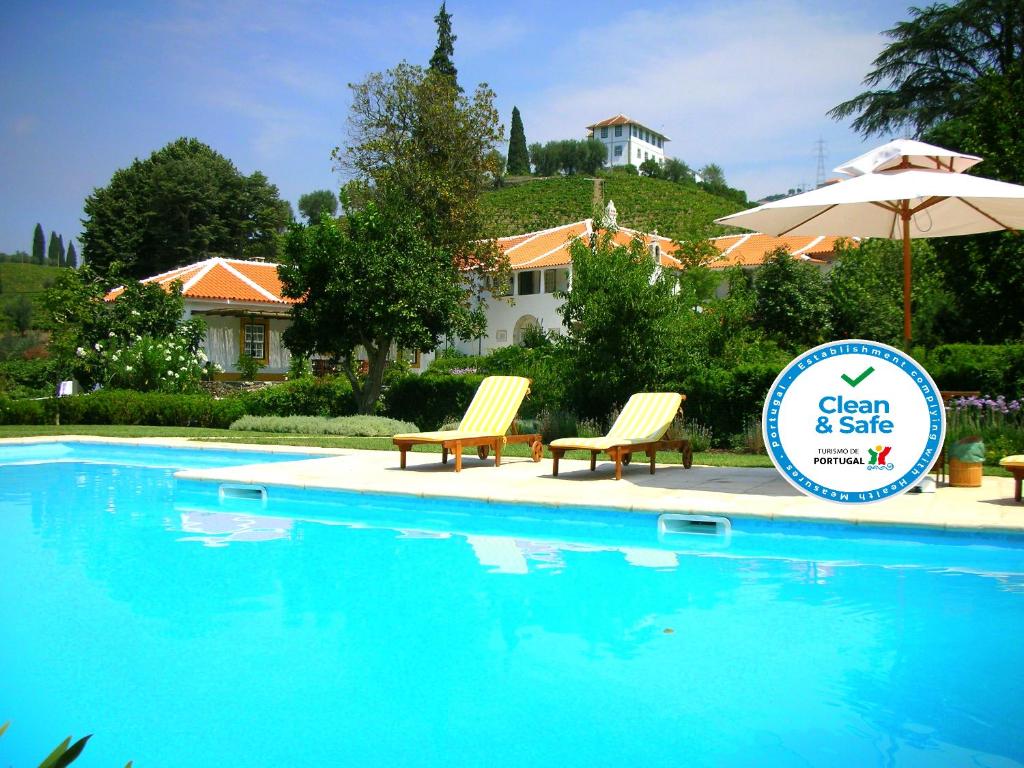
[762,340,945,504]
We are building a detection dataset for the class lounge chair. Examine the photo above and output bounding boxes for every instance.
[393,375,543,472]
[999,455,1024,502]
[548,392,692,480]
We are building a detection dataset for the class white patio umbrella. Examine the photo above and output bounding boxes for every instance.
[715,140,1024,345]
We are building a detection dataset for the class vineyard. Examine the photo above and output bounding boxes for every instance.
[481,174,748,239]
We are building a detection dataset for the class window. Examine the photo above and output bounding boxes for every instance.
[241,319,268,362]
[632,125,637,136]
[544,268,568,293]
[518,271,539,295]
[637,147,641,158]
[614,145,623,157]
[487,274,511,297]
[614,125,622,137]
[644,152,649,160]
[600,127,608,138]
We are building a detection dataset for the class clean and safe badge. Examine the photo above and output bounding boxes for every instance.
[762,340,945,504]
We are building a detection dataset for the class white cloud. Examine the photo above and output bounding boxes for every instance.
[515,1,885,198]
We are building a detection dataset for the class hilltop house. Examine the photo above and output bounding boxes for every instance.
[587,114,669,168]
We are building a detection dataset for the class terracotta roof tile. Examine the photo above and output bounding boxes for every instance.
[105,258,295,304]
[494,221,855,273]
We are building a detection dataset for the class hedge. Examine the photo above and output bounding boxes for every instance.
[383,374,486,431]
[676,361,784,445]
[922,344,1024,399]
[0,376,358,428]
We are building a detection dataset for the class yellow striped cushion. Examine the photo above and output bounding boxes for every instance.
[605,392,683,442]
[458,376,531,435]
[392,429,494,443]
[1000,455,1024,467]
[548,436,653,450]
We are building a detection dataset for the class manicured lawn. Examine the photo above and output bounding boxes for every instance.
[0,424,1011,476]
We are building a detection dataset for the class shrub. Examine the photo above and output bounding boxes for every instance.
[229,414,418,436]
[923,344,1024,399]
[383,374,485,431]
[0,357,54,398]
[243,376,357,417]
[680,420,713,452]
[535,409,578,442]
[236,353,265,382]
[678,361,783,447]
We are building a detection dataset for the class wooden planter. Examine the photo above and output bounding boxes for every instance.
[948,458,983,488]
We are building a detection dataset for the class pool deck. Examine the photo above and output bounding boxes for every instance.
[5,435,1023,533]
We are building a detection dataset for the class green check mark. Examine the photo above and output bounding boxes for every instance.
[841,366,875,388]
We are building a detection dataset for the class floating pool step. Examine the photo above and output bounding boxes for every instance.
[658,513,732,539]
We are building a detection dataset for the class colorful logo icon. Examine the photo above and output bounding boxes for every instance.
[867,445,894,470]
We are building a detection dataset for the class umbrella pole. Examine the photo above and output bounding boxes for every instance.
[902,204,912,349]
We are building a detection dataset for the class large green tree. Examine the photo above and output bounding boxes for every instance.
[336,61,503,268]
[506,106,530,175]
[280,195,480,413]
[558,232,684,421]
[429,2,459,89]
[297,190,339,223]
[32,224,45,265]
[752,248,832,350]
[828,0,1023,136]
[81,138,291,281]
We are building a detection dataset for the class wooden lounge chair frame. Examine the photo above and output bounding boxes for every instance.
[550,437,693,481]
[395,426,543,472]
[548,393,693,481]
[393,375,542,472]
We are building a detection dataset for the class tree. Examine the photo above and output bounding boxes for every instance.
[558,232,684,421]
[297,190,339,223]
[5,295,33,335]
[429,2,460,89]
[44,266,203,389]
[81,138,290,281]
[66,241,78,268]
[506,106,530,175]
[662,157,694,184]
[752,248,832,350]
[32,223,45,265]
[829,0,1024,341]
[280,196,479,413]
[639,158,662,178]
[828,0,1024,137]
[828,238,951,346]
[336,61,503,269]
[47,231,64,266]
[698,163,726,188]
[528,139,605,176]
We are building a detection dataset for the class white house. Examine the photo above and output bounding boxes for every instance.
[110,221,853,375]
[586,114,669,168]
[452,203,855,355]
[106,257,298,381]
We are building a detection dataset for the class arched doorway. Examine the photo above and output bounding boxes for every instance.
[513,314,540,346]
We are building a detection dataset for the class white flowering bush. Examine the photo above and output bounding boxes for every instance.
[90,327,207,393]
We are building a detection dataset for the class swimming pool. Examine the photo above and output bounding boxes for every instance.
[1,442,1022,767]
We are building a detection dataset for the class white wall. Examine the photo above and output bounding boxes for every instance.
[593,123,666,167]
[201,314,292,374]
[454,267,571,355]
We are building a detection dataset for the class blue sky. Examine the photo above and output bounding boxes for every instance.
[0,0,913,255]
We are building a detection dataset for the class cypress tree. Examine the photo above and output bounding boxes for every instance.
[428,2,460,90]
[507,107,530,175]
[32,223,45,264]
[47,231,61,265]
[67,241,78,268]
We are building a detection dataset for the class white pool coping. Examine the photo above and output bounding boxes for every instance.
[3,435,1023,533]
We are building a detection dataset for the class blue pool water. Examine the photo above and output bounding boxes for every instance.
[1,443,1023,767]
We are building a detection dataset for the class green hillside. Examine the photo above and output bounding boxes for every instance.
[481,175,747,239]
[0,263,63,300]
